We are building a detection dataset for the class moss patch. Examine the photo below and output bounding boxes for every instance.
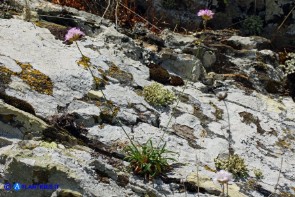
[209,101,223,120]
[1,61,53,95]
[77,55,91,69]
[93,76,108,89]
[17,62,53,95]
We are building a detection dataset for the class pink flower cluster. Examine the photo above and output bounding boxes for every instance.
[65,27,85,42]
[213,170,233,184]
[197,9,214,21]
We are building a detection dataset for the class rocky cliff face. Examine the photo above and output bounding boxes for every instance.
[0,0,295,197]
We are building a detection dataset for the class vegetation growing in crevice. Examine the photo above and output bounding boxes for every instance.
[214,154,249,179]
[77,55,91,69]
[17,62,53,95]
[0,61,53,95]
[253,168,264,180]
[209,101,223,120]
[125,139,176,179]
[100,106,120,124]
[143,82,176,106]
[275,129,294,152]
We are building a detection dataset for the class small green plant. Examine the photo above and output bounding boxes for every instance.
[279,53,295,76]
[125,139,176,179]
[214,154,249,179]
[245,178,258,190]
[162,0,178,9]
[253,168,264,180]
[143,82,176,106]
[242,15,263,35]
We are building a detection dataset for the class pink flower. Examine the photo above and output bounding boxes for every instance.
[197,9,214,21]
[65,27,85,42]
[213,170,233,184]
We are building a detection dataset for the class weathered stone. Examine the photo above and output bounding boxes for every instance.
[187,173,246,197]
[67,100,101,127]
[160,52,203,82]
[0,100,48,139]
[225,36,271,50]
[0,2,294,197]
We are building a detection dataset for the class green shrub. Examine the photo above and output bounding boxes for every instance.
[242,15,263,35]
[143,82,176,106]
[214,154,249,179]
[253,168,264,180]
[125,139,176,179]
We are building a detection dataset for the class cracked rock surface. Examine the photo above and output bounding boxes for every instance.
[0,1,295,197]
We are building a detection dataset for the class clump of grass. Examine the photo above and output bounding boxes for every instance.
[143,82,176,106]
[214,154,249,179]
[125,139,176,179]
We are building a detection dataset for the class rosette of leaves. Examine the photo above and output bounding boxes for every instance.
[125,139,176,179]
[214,154,249,179]
[242,15,263,35]
[143,82,176,106]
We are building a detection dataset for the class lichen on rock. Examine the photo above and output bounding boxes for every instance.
[16,62,53,95]
[0,60,53,95]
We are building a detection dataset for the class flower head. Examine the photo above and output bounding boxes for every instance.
[197,9,214,21]
[65,27,85,43]
[213,170,233,185]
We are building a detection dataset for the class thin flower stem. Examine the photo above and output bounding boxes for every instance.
[203,20,207,30]
[75,41,84,56]
[197,159,200,197]
[100,90,138,149]
[268,156,284,197]
[226,183,229,197]
[74,41,138,150]
[157,36,207,148]
[156,80,189,148]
